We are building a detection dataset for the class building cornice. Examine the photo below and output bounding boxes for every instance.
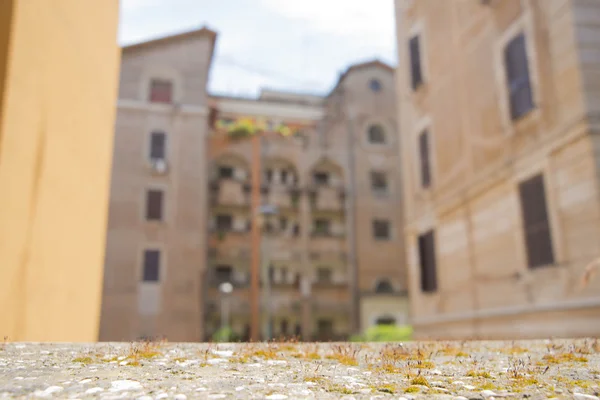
[117,99,209,116]
[413,296,600,327]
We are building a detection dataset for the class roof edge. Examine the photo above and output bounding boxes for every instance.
[121,26,218,52]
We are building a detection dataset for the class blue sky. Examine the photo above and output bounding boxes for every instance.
[119,0,397,97]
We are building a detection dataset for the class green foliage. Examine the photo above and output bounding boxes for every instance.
[212,326,238,343]
[350,325,413,342]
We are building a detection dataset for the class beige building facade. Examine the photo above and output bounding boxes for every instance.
[100,28,217,342]
[395,0,600,339]
[99,24,408,341]
[0,0,120,342]
[206,60,407,341]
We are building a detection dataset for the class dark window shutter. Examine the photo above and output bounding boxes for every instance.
[149,79,173,103]
[373,220,391,240]
[409,35,423,90]
[146,190,163,220]
[150,131,166,160]
[216,214,233,231]
[143,250,160,282]
[215,265,233,284]
[504,33,534,120]
[419,130,431,188]
[418,230,437,293]
[518,174,555,268]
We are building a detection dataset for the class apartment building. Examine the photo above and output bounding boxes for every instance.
[395,0,600,339]
[99,28,217,342]
[205,60,407,341]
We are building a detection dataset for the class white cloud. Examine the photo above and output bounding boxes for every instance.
[259,0,395,43]
[120,0,161,12]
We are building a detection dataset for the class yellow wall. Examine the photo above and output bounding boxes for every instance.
[0,0,120,341]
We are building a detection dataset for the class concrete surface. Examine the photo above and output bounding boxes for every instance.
[0,340,598,399]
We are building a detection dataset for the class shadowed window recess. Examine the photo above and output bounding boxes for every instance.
[418,230,437,293]
[373,219,391,240]
[215,265,233,284]
[216,214,233,231]
[149,131,166,160]
[369,78,382,92]
[145,189,164,221]
[317,267,332,284]
[518,174,554,268]
[418,129,431,188]
[149,78,173,103]
[370,171,388,193]
[409,34,423,90]
[367,124,386,144]
[504,32,534,120]
[375,279,394,293]
[142,250,161,282]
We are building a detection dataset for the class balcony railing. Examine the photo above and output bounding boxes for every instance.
[209,178,251,208]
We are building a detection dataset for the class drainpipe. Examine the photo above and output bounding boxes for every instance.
[344,105,360,335]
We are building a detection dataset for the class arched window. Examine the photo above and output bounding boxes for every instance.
[367,124,386,144]
[369,78,382,92]
[375,279,394,294]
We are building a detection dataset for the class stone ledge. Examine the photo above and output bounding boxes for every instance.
[0,340,599,399]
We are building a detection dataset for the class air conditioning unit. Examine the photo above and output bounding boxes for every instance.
[150,158,168,174]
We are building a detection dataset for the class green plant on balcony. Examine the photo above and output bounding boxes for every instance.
[217,231,226,241]
[227,126,253,140]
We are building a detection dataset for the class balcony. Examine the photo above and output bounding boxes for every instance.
[309,251,347,263]
[207,245,250,262]
[263,185,299,210]
[209,178,250,208]
[308,185,345,211]
[209,229,251,249]
[310,231,346,253]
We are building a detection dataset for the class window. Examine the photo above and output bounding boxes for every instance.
[218,166,233,179]
[375,279,394,293]
[264,221,274,234]
[150,131,166,160]
[265,169,273,183]
[292,223,300,237]
[313,172,329,185]
[368,124,386,144]
[373,219,391,240]
[317,267,332,284]
[369,78,382,92]
[149,79,173,103]
[145,189,164,221]
[504,33,534,120]
[409,35,423,90]
[280,319,289,336]
[418,230,438,293]
[281,170,289,184]
[317,319,333,337]
[215,265,233,284]
[418,130,431,188]
[314,219,330,235]
[142,250,161,282]
[370,171,388,193]
[216,214,233,231]
[519,174,555,268]
[268,265,275,283]
[279,217,288,231]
